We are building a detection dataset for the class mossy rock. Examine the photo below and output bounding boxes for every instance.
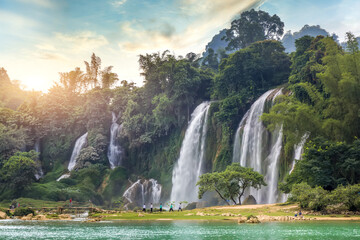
[243,195,257,205]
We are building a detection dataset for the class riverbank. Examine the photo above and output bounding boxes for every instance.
[92,203,360,222]
[1,202,359,222]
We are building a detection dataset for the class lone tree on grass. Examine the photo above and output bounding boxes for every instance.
[196,163,266,205]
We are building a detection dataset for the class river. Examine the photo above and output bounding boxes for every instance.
[0,220,359,239]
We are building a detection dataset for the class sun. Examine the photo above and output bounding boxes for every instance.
[21,75,52,93]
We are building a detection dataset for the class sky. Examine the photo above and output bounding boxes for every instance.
[0,0,360,92]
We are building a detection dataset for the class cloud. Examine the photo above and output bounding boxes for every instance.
[117,0,264,54]
[15,0,54,8]
[110,0,127,7]
[30,31,109,62]
[0,10,39,29]
[32,51,67,61]
[54,31,109,52]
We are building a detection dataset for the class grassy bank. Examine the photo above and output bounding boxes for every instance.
[92,203,360,221]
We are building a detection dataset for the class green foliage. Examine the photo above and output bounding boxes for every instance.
[289,183,360,212]
[1,151,38,193]
[289,182,329,211]
[102,167,128,205]
[281,138,360,192]
[214,40,290,99]
[197,163,266,205]
[224,9,284,50]
[13,207,35,216]
[331,184,360,211]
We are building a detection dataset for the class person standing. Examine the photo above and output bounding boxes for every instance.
[69,198,72,207]
[169,203,174,212]
[150,203,153,213]
[143,203,146,212]
[178,203,182,212]
[160,203,163,212]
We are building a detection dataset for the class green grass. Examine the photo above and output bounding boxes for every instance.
[0,198,91,209]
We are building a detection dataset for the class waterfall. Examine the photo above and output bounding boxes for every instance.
[34,139,44,180]
[68,132,88,171]
[56,173,70,181]
[232,89,283,204]
[289,133,310,174]
[281,132,310,202]
[107,112,123,169]
[170,102,211,203]
[123,179,162,206]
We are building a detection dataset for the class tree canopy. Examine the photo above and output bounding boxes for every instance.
[224,9,284,50]
[197,163,266,205]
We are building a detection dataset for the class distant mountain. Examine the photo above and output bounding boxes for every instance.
[202,29,229,59]
[202,24,359,57]
[281,25,333,52]
[341,37,360,51]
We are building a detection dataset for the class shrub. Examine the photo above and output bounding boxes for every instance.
[330,184,360,211]
[14,207,35,216]
[289,182,329,211]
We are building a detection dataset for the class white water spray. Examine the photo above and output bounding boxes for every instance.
[232,89,283,204]
[68,132,88,171]
[123,179,162,206]
[107,112,123,169]
[170,102,211,203]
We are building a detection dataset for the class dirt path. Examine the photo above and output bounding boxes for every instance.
[212,203,298,210]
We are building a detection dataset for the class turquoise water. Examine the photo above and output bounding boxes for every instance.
[0,220,359,239]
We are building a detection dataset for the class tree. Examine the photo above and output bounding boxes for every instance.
[214,40,290,99]
[1,151,38,193]
[84,53,101,88]
[101,66,119,89]
[59,67,85,93]
[345,32,359,54]
[197,163,266,205]
[224,9,284,50]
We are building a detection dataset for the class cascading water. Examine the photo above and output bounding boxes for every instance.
[281,133,310,202]
[107,112,123,169]
[68,132,88,171]
[123,179,162,206]
[34,139,44,180]
[289,133,310,174]
[57,132,88,181]
[170,102,211,203]
[232,89,283,204]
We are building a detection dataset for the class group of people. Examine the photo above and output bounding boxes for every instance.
[142,203,182,212]
[295,211,303,217]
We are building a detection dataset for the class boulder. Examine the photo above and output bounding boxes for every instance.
[138,213,145,217]
[184,202,197,210]
[89,218,101,222]
[58,214,72,220]
[185,213,194,216]
[0,211,7,219]
[246,216,260,223]
[243,195,257,205]
[32,215,47,220]
[21,214,33,220]
[237,217,247,223]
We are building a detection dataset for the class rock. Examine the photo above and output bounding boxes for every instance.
[58,214,72,220]
[0,211,7,219]
[246,216,260,223]
[85,218,101,223]
[238,217,247,223]
[32,215,47,220]
[184,202,197,210]
[21,214,33,221]
[138,213,145,217]
[221,213,235,217]
[243,195,257,205]
[185,213,194,216]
